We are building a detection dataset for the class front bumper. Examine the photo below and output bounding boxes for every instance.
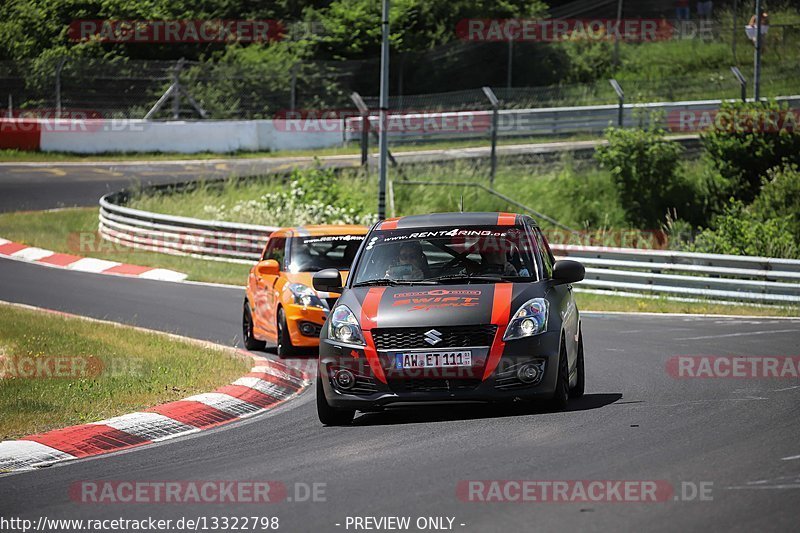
[285,304,328,347]
[319,331,561,409]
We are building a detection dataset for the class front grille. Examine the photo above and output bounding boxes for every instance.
[388,378,482,393]
[372,325,497,350]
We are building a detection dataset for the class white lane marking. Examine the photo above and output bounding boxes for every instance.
[0,440,75,471]
[96,412,198,441]
[138,268,187,282]
[11,247,54,261]
[676,329,800,341]
[67,257,121,273]
[781,454,800,461]
[728,484,800,490]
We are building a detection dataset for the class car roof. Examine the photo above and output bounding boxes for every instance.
[274,225,369,237]
[374,212,533,230]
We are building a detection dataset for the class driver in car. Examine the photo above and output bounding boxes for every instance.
[386,242,428,280]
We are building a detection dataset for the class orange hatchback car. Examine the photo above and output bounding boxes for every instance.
[243,225,368,356]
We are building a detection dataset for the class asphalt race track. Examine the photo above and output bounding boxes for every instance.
[1,255,799,532]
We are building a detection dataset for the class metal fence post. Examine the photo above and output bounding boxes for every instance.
[610,79,624,127]
[482,87,500,188]
[350,92,370,167]
[731,67,747,102]
[55,57,66,118]
[290,64,298,112]
[172,58,184,120]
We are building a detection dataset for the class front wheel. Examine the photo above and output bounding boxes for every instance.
[316,375,355,426]
[242,300,266,351]
[276,307,299,358]
[548,340,570,411]
[570,331,585,398]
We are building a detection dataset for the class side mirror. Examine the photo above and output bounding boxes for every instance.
[313,268,343,293]
[256,259,280,278]
[552,260,585,285]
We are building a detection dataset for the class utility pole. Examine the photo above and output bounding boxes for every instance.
[507,38,513,89]
[753,0,763,100]
[378,0,390,219]
[613,0,624,68]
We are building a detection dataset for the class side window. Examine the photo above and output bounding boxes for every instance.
[533,228,555,278]
[263,236,287,267]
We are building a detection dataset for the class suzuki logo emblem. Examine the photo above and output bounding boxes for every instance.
[424,329,443,346]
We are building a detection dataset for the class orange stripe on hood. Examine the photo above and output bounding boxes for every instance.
[361,287,387,383]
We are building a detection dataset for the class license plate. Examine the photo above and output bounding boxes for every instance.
[395,351,472,369]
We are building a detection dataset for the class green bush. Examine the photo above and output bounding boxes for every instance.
[594,126,686,228]
[700,100,800,203]
[690,200,799,259]
[750,164,800,241]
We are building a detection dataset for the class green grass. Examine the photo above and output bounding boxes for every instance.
[0,302,251,440]
[0,208,251,285]
[127,157,636,230]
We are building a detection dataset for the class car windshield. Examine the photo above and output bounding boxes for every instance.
[351,225,540,285]
[287,235,364,272]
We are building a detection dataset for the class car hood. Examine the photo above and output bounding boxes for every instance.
[340,283,547,329]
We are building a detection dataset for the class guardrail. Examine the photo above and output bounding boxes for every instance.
[344,95,800,143]
[99,192,800,305]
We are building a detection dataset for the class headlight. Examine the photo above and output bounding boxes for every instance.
[503,298,548,341]
[328,305,365,346]
[288,283,325,308]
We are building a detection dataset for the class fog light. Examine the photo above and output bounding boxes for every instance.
[517,363,542,384]
[299,322,316,336]
[333,369,356,390]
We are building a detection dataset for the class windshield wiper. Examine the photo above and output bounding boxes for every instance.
[352,278,439,287]
[420,274,510,284]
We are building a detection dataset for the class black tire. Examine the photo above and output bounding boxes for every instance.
[276,307,298,358]
[570,331,585,398]
[316,375,355,426]
[242,300,266,351]
[549,340,570,411]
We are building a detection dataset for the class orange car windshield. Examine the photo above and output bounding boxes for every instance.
[286,235,364,273]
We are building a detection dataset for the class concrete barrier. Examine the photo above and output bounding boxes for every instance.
[0,118,345,154]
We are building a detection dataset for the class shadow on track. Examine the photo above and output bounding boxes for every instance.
[350,393,623,426]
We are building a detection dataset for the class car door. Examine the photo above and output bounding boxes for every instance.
[253,233,287,338]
